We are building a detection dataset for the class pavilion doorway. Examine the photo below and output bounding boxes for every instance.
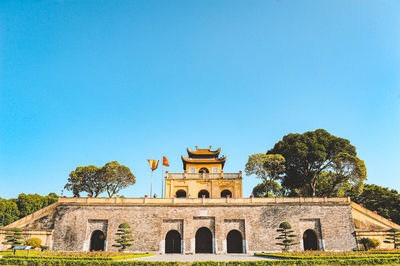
[221,189,232,198]
[176,190,187,198]
[198,190,210,198]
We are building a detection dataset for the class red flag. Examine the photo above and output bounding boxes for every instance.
[147,160,159,171]
[163,156,170,167]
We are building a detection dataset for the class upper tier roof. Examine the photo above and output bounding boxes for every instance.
[187,146,221,158]
[181,155,226,170]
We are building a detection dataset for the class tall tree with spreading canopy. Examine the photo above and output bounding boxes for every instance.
[64,165,103,197]
[99,161,136,198]
[267,129,367,196]
[64,161,135,198]
[245,154,285,196]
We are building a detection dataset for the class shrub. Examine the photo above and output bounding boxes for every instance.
[368,238,381,249]
[40,244,49,251]
[25,237,42,249]
[275,222,298,252]
[384,228,400,249]
[112,222,134,252]
[1,228,24,248]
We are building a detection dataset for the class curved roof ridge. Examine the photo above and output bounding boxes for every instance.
[187,146,221,156]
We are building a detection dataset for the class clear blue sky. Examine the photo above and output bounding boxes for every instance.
[1,0,399,199]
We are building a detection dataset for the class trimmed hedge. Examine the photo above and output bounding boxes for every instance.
[3,253,154,261]
[1,257,400,265]
[254,252,400,260]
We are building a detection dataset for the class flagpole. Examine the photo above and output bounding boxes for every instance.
[161,163,164,198]
[150,170,153,197]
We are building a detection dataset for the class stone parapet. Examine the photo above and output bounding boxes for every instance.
[58,196,350,206]
[166,172,242,179]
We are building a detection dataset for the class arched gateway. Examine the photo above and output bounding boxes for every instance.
[227,230,243,253]
[165,230,181,253]
[303,229,318,250]
[90,230,105,251]
[195,227,213,253]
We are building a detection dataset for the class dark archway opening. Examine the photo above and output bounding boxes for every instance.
[176,190,187,198]
[303,229,318,251]
[90,230,105,251]
[199,168,209,173]
[221,189,232,198]
[195,227,213,253]
[227,230,243,253]
[198,190,210,198]
[165,230,181,253]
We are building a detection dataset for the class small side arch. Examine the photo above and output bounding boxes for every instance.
[90,230,105,251]
[227,229,243,253]
[303,229,319,250]
[165,230,182,253]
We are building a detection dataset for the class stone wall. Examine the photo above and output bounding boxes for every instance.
[50,201,357,253]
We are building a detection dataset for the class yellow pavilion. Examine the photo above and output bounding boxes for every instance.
[164,146,243,198]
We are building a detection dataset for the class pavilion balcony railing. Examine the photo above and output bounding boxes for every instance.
[166,172,242,179]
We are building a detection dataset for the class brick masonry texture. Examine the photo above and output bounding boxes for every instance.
[48,203,357,253]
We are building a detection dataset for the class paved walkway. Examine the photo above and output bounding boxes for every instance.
[129,254,274,262]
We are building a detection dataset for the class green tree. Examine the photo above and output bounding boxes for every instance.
[267,129,367,196]
[275,222,298,251]
[351,184,400,224]
[384,228,400,249]
[112,222,134,251]
[252,181,286,197]
[17,193,58,218]
[315,153,366,197]
[64,165,103,197]
[246,154,285,196]
[1,228,24,248]
[99,161,136,198]
[64,162,135,198]
[0,199,20,227]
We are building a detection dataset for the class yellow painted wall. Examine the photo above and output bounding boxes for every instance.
[165,177,242,198]
[185,163,222,173]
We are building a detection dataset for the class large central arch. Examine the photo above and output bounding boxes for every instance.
[175,190,187,198]
[303,229,318,250]
[165,230,181,253]
[227,230,243,253]
[195,227,213,253]
[90,230,105,251]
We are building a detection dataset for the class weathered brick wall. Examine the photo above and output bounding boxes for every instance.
[51,203,357,253]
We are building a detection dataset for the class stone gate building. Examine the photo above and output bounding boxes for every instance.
[1,147,399,253]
